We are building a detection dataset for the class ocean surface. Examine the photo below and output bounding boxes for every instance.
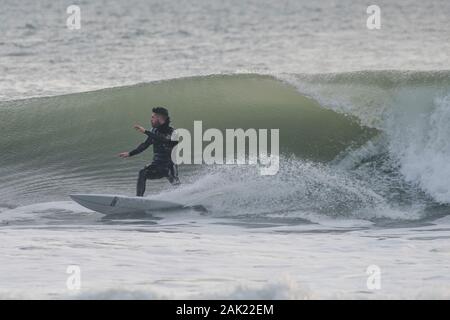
[1,0,450,299]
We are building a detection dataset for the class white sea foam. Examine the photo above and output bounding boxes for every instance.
[281,72,450,205]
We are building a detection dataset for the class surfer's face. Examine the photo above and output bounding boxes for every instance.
[151,113,166,127]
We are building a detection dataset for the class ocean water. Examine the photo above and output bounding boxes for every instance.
[1,0,450,299]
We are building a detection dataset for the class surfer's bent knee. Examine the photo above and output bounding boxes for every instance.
[138,168,148,178]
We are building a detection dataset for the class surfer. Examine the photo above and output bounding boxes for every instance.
[118,107,180,197]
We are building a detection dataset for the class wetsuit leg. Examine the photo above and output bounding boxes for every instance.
[167,163,180,185]
[136,164,168,197]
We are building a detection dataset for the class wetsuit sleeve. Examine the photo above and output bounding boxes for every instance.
[129,136,153,156]
[144,129,178,146]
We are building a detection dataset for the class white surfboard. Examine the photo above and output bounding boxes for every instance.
[69,194,187,215]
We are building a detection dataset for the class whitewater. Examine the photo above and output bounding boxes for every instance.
[1,0,450,299]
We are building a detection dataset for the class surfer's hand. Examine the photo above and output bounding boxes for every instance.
[133,124,145,133]
[118,152,129,158]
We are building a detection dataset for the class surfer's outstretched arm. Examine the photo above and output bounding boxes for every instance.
[128,136,153,156]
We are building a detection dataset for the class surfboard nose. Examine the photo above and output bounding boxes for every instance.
[69,194,82,201]
[69,194,84,203]
[69,194,121,214]
[70,193,96,204]
[69,194,112,206]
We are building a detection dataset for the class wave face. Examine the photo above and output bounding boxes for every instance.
[1,72,450,222]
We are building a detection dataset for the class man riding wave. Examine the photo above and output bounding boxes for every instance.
[119,107,180,197]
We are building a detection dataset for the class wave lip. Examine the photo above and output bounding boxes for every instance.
[280,70,450,205]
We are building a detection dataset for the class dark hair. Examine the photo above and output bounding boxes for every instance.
[152,107,169,117]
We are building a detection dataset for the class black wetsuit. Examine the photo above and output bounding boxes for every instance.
[128,121,180,197]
